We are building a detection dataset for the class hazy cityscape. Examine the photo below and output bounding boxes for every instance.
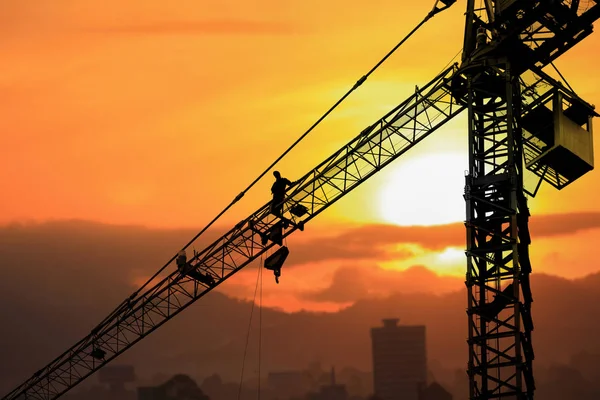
[43,318,600,400]
[59,319,452,400]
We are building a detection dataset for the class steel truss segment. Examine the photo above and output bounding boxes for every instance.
[3,64,467,400]
[517,1,600,70]
[473,1,600,80]
[464,62,534,400]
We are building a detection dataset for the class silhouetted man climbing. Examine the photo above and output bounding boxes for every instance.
[271,171,295,217]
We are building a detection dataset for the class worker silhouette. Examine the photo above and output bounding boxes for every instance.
[270,171,295,217]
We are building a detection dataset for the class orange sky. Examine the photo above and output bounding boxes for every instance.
[3,1,600,307]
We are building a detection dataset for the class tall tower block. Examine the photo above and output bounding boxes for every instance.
[371,318,427,400]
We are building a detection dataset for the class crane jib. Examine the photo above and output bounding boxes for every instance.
[2,63,464,400]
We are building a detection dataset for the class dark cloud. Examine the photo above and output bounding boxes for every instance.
[331,223,463,251]
[287,212,600,267]
[287,236,415,266]
[85,19,299,36]
[2,211,599,291]
[301,265,463,303]
[302,266,371,303]
[529,212,600,238]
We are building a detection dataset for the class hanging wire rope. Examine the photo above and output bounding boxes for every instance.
[549,61,576,93]
[232,0,456,199]
[257,260,263,400]
[126,0,454,295]
[238,256,264,400]
[82,1,461,332]
[436,48,463,77]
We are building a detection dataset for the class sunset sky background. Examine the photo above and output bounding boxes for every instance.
[3,2,600,386]
[4,0,600,303]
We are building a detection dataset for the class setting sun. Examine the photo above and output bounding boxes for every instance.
[376,152,468,226]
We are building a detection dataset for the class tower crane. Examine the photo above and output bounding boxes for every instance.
[2,1,600,400]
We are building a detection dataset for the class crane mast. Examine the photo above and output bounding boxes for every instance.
[460,0,600,398]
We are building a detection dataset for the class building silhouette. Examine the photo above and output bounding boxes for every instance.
[371,318,426,400]
[306,367,348,400]
[137,374,208,400]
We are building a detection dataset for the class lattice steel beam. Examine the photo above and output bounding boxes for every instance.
[464,62,534,400]
[486,0,600,75]
[3,64,465,400]
[459,2,600,398]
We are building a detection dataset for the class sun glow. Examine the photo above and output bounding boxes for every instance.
[377,152,468,226]
[438,247,465,263]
